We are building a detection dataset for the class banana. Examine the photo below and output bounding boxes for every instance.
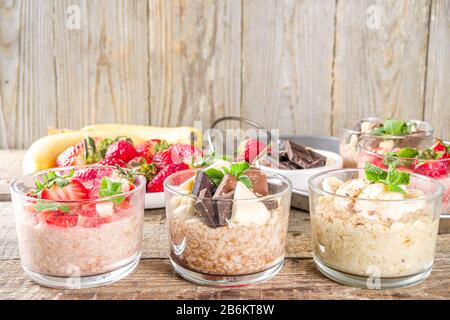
[23,131,144,174]
[322,177,344,193]
[81,124,202,148]
[334,178,371,212]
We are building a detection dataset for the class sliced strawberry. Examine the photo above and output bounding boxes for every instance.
[152,149,173,169]
[41,179,90,201]
[56,142,85,167]
[433,142,449,159]
[97,157,126,167]
[369,155,388,170]
[147,162,189,192]
[45,210,78,228]
[105,140,138,163]
[413,160,449,178]
[135,139,169,163]
[169,144,203,165]
[238,139,267,163]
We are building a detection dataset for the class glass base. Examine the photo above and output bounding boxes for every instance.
[170,257,284,287]
[22,252,141,289]
[313,256,432,289]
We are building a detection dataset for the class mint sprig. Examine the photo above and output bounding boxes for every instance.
[223,161,253,189]
[204,168,225,186]
[32,170,75,198]
[99,177,125,204]
[364,162,410,195]
[371,119,412,136]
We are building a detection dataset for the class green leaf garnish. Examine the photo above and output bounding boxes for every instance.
[230,161,250,178]
[364,162,409,195]
[238,175,253,189]
[34,202,70,213]
[364,163,388,182]
[204,168,225,186]
[383,119,408,136]
[396,148,419,158]
[99,177,125,204]
[32,170,75,198]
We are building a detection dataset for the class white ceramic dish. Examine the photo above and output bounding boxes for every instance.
[145,192,165,209]
[255,149,343,192]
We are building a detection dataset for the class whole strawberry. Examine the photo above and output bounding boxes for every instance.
[414,160,449,178]
[152,149,173,169]
[238,139,267,163]
[169,144,203,165]
[147,162,189,192]
[136,139,169,163]
[97,157,126,167]
[105,140,138,163]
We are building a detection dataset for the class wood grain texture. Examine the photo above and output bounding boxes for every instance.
[241,0,336,136]
[424,0,450,139]
[1,256,449,300]
[149,0,241,129]
[0,0,57,149]
[53,0,150,128]
[332,0,431,135]
[0,150,24,201]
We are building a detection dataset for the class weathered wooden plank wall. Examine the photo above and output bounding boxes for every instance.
[0,0,448,149]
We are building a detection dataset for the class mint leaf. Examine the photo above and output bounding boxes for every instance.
[383,119,407,136]
[387,184,406,195]
[34,202,70,213]
[396,148,419,158]
[238,175,253,189]
[204,168,225,186]
[386,167,410,186]
[371,127,386,135]
[99,178,125,204]
[229,161,250,178]
[364,162,388,182]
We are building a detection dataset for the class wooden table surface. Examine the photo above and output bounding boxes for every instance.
[0,150,449,300]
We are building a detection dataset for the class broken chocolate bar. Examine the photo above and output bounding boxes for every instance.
[285,140,326,169]
[214,190,234,226]
[214,174,237,197]
[243,169,269,196]
[195,188,217,228]
[192,171,216,197]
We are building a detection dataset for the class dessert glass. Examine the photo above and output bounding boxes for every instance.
[164,169,292,286]
[358,138,450,218]
[309,168,442,289]
[10,166,146,289]
[339,117,433,168]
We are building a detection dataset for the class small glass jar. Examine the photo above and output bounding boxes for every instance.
[339,117,433,168]
[358,138,450,218]
[164,169,292,286]
[309,168,442,289]
[10,166,146,289]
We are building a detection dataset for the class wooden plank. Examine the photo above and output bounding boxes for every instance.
[53,0,150,129]
[0,150,24,201]
[241,0,336,136]
[332,0,431,135]
[1,256,449,300]
[0,202,312,260]
[148,0,241,129]
[424,0,450,139]
[0,0,57,149]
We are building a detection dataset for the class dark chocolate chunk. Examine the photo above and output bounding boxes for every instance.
[214,190,234,226]
[195,188,217,228]
[214,174,237,197]
[242,169,269,196]
[192,171,216,197]
[285,140,326,169]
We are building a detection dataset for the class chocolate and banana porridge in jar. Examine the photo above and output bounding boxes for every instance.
[164,161,292,286]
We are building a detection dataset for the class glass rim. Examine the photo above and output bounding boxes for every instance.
[308,168,443,203]
[357,139,450,163]
[164,168,293,202]
[342,117,434,137]
[10,165,146,204]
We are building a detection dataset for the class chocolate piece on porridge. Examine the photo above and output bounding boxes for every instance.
[243,169,269,196]
[214,190,234,226]
[192,171,216,197]
[195,188,217,227]
[214,174,237,197]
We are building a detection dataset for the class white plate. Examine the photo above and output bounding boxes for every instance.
[255,149,343,192]
[145,192,165,209]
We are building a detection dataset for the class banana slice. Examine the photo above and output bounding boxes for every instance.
[322,177,344,193]
[334,178,371,211]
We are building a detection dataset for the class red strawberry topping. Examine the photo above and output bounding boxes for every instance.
[105,140,138,163]
[413,160,449,178]
[135,139,169,163]
[238,139,267,163]
[45,210,78,228]
[41,179,90,201]
[56,142,85,167]
[147,162,189,192]
[152,149,173,169]
[97,157,126,167]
